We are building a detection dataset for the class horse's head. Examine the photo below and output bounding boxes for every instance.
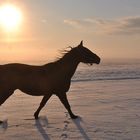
[76,41,101,65]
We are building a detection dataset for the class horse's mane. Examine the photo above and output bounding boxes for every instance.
[55,46,76,63]
[43,47,76,68]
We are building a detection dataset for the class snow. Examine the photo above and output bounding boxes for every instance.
[0,79,140,140]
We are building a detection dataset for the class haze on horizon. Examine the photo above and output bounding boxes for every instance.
[0,0,140,63]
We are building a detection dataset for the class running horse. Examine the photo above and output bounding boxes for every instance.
[0,41,100,121]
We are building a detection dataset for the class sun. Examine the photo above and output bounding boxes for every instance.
[0,4,22,32]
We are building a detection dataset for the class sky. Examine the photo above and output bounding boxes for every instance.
[0,0,140,63]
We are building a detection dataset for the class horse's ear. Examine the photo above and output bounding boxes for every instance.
[79,40,83,46]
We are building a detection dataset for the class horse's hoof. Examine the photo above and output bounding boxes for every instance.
[71,115,79,119]
[35,116,39,120]
[34,113,39,120]
[34,115,39,120]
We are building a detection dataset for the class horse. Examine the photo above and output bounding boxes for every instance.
[0,41,100,121]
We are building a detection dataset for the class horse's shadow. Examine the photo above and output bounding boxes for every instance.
[73,117,91,140]
[35,116,91,140]
[0,119,8,131]
[35,116,50,140]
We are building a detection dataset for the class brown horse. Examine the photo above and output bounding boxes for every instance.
[0,41,100,120]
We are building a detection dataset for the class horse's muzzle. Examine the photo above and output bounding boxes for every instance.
[96,58,101,64]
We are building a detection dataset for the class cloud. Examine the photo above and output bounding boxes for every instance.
[115,16,140,35]
[64,16,140,35]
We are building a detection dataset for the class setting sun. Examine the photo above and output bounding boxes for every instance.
[0,4,22,32]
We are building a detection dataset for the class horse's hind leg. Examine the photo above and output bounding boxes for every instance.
[34,94,52,119]
[0,90,14,106]
[0,90,14,123]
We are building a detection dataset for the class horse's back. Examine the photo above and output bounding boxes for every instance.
[0,63,45,89]
[0,62,71,94]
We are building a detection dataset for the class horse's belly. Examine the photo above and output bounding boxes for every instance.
[19,87,50,96]
[16,75,71,94]
[18,81,52,96]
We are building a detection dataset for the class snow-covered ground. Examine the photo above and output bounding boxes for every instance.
[0,79,140,140]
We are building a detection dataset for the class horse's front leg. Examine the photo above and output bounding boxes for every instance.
[34,94,52,119]
[57,93,78,119]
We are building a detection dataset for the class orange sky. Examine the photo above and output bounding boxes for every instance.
[0,0,140,63]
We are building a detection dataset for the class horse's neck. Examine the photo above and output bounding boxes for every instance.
[66,61,79,78]
[59,58,80,79]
